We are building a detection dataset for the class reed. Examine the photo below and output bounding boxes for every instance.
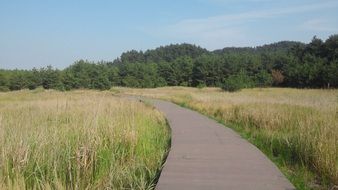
[0,89,170,189]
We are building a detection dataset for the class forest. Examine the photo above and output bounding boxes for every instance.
[0,35,337,91]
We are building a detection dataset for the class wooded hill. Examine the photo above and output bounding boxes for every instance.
[0,35,337,91]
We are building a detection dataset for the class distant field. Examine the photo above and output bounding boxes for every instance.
[118,87,338,189]
[0,90,170,189]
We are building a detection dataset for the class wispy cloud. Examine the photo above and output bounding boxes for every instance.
[152,1,338,49]
[300,18,338,32]
[171,1,338,32]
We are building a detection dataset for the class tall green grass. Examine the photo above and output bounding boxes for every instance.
[0,90,170,189]
[118,87,338,190]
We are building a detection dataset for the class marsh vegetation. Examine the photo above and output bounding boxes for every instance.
[119,87,338,190]
[0,90,170,189]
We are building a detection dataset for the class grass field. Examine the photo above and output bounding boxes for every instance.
[118,87,338,190]
[0,89,170,189]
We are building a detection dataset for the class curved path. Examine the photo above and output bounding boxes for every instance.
[148,99,295,190]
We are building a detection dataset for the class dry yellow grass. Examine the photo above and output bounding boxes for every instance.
[0,89,170,189]
[118,87,338,189]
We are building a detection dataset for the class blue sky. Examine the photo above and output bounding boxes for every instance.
[1,0,338,69]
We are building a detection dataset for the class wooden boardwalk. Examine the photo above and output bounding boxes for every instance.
[150,99,295,190]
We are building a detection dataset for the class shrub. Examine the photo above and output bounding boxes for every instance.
[255,70,273,87]
[197,83,206,89]
[222,77,242,92]
[222,71,254,92]
[0,86,9,92]
[271,70,285,86]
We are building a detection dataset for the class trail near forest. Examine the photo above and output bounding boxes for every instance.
[150,99,295,190]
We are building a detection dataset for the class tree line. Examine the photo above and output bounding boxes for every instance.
[0,35,337,92]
